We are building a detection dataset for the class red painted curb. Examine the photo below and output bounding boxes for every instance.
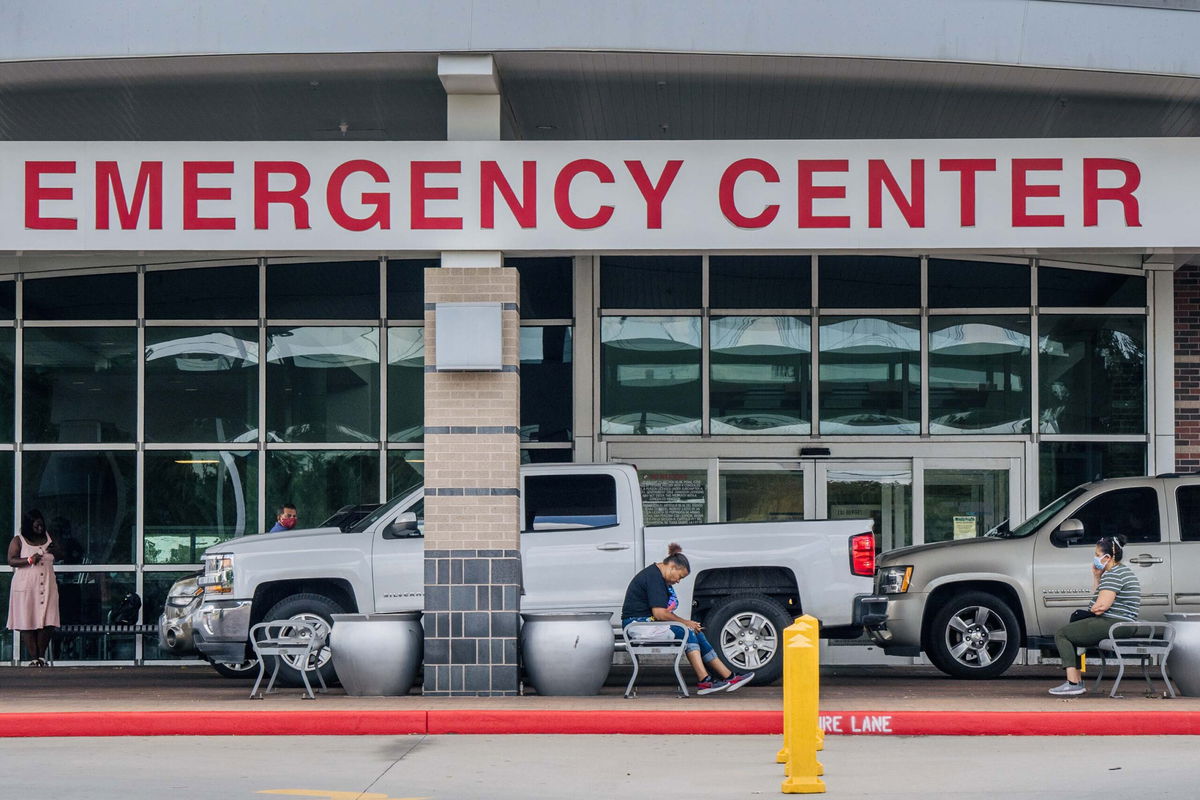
[2,709,1200,737]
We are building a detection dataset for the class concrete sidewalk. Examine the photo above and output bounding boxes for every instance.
[0,663,1194,736]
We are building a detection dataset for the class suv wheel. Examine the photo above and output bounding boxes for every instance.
[704,594,793,685]
[927,591,1020,679]
[262,592,345,688]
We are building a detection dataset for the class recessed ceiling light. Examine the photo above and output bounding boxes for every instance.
[535,124,557,131]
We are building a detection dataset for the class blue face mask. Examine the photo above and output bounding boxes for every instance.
[1093,555,1109,570]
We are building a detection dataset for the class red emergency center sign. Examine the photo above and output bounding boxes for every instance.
[2,138,1190,251]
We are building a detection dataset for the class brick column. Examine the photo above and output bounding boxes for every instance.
[1176,262,1200,471]
[422,263,522,696]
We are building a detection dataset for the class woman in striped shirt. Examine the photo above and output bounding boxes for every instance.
[1049,535,1141,696]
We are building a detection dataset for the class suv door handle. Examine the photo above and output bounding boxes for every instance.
[1128,555,1163,566]
[596,542,631,551]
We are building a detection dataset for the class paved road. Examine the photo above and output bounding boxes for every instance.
[5,734,1198,799]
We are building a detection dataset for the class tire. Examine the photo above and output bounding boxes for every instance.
[703,594,793,685]
[210,657,257,680]
[926,591,1021,679]
[261,592,345,688]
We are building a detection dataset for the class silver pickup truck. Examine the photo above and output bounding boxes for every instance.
[161,463,877,686]
[863,474,1200,678]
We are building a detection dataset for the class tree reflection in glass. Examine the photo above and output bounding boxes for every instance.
[1038,316,1145,434]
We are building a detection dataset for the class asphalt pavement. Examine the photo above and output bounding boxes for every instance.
[5,734,1200,799]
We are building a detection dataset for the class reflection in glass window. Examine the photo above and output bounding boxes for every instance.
[266,326,380,442]
[929,316,1030,434]
[54,572,137,660]
[923,469,1009,544]
[826,467,912,551]
[709,256,811,309]
[143,451,257,564]
[600,317,701,434]
[819,317,919,434]
[720,470,805,521]
[0,281,14,319]
[24,328,136,443]
[1038,267,1145,308]
[1039,316,1145,434]
[521,449,573,464]
[267,260,379,319]
[142,570,197,660]
[387,328,424,443]
[0,328,13,441]
[600,256,701,309]
[387,450,426,498]
[24,272,137,320]
[1069,487,1161,545]
[521,327,572,442]
[23,451,135,564]
[144,327,258,443]
[1039,442,1146,505]
[145,265,259,320]
[818,256,919,308]
[710,316,810,434]
[928,259,1030,308]
[266,450,379,529]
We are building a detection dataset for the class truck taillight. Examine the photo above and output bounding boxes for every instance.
[850,533,875,577]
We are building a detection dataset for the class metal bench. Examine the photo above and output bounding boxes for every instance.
[622,621,689,699]
[249,620,328,700]
[48,624,159,663]
[1087,621,1177,698]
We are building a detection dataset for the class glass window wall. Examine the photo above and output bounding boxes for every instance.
[600,316,701,434]
[929,316,1031,434]
[819,316,919,434]
[1039,442,1147,505]
[265,450,379,531]
[1038,267,1145,308]
[23,451,136,565]
[1038,315,1145,434]
[709,256,811,309]
[267,260,379,319]
[143,451,257,564]
[266,326,380,442]
[826,466,912,551]
[719,469,805,522]
[600,256,701,309]
[928,259,1029,308]
[54,571,137,660]
[819,256,919,308]
[24,272,137,320]
[711,316,810,434]
[145,264,258,320]
[923,469,1009,543]
[386,328,424,443]
[520,327,572,442]
[144,326,258,443]
[24,328,136,443]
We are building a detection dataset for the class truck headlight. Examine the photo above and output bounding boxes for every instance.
[877,566,913,594]
[199,553,235,594]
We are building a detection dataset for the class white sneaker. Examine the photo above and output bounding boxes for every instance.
[1048,680,1086,696]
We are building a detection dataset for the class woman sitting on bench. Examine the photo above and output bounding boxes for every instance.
[621,542,754,695]
[1048,535,1140,697]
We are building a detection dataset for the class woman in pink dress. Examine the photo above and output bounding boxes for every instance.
[6,509,61,666]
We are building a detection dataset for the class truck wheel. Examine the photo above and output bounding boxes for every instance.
[704,594,793,685]
[262,592,345,688]
[927,591,1020,679]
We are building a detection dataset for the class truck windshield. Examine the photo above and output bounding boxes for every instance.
[996,487,1086,539]
[348,483,421,533]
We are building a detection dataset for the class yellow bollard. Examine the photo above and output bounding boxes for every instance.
[778,617,824,765]
[781,615,825,794]
[775,618,808,764]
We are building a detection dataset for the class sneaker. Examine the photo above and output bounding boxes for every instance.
[1048,680,1086,696]
[724,671,755,693]
[697,676,731,695]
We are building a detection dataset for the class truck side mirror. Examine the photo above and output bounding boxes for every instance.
[1051,518,1085,547]
[382,512,420,540]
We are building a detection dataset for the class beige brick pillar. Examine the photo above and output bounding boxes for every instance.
[422,258,522,695]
